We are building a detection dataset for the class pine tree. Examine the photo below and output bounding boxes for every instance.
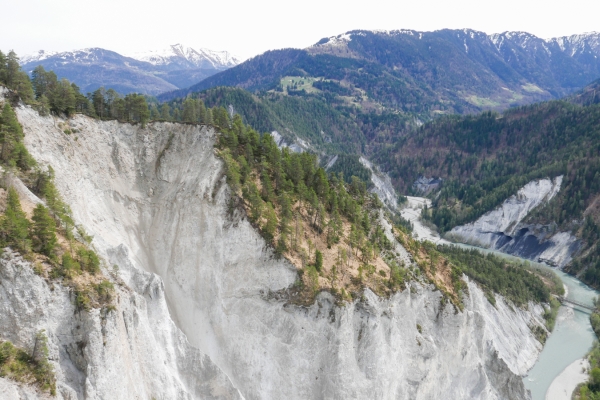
[0,102,34,169]
[196,99,207,123]
[160,103,171,120]
[0,51,33,102]
[149,103,160,120]
[5,51,21,88]
[61,252,81,277]
[77,248,100,274]
[264,202,277,240]
[0,50,6,84]
[31,66,57,99]
[315,249,323,272]
[48,79,76,115]
[36,95,51,116]
[31,204,57,257]
[1,187,31,252]
[182,98,197,123]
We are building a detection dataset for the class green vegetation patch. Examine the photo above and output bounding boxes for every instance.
[276,76,322,95]
[436,245,555,306]
[326,154,372,185]
[0,331,56,395]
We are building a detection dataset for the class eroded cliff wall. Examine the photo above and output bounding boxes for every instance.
[448,177,580,267]
[0,103,549,399]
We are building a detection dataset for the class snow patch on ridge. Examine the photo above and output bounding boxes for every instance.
[127,44,240,69]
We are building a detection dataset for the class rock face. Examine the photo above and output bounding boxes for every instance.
[413,177,443,196]
[0,248,242,400]
[448,177,580,267]
[360,156,400,211]
[1,103,549,399]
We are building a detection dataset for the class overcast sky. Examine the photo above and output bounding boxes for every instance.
[1,0,598,60]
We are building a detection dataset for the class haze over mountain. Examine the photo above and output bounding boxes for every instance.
[163,29,600,115]
[20,44,240,95]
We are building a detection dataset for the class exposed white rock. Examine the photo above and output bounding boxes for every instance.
[454,177,562,239]
[413,176,442,195]
[1,103,549,399]
[360,156,399,211]
[271,130,305,153]
[0,248,242,400]
[448,177,579,267]
[0,376,51,400]
[400,196,450,245]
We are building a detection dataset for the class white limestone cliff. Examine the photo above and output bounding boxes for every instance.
[448,177,580,267]
[0,102,551,399]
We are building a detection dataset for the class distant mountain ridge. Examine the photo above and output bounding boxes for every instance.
[127,44,239,70]
[20,44,240,95]
[161,29,600,114]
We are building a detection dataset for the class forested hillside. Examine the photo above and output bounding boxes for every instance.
[152,30,600,164]
[153,85,419,156]
[373,98,600,286]
[161,29,600,117]
[212,105,555,308]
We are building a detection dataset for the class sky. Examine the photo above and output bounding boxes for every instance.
[1,0,598,61]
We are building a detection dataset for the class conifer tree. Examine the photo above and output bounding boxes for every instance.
[264,202,277,240]
[0,51,6,84]
[48,79,76,115]
[182,98,197,123]
[0,102,34,169]
[1,187,31,252]
[31,66,57,99]
[315,249,323,272]
[160,103,171,120]
[196,99,207,123]
[36,95,51,116]
[31,204,57,257]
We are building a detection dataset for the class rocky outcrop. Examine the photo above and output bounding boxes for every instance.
[448,177,580,268]
[0,103,550,399]
[413,177,443,195]
[0,248,242,400]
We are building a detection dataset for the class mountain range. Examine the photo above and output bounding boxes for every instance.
[161,29,600,115]
[20,44,241,95]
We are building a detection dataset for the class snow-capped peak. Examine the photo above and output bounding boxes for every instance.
[547,32,600,56]
[20,50,59,64]
[127,44,240,69]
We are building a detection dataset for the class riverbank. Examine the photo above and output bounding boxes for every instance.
[546,358,589,400]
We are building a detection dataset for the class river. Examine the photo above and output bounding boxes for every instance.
[523,267,597,400]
